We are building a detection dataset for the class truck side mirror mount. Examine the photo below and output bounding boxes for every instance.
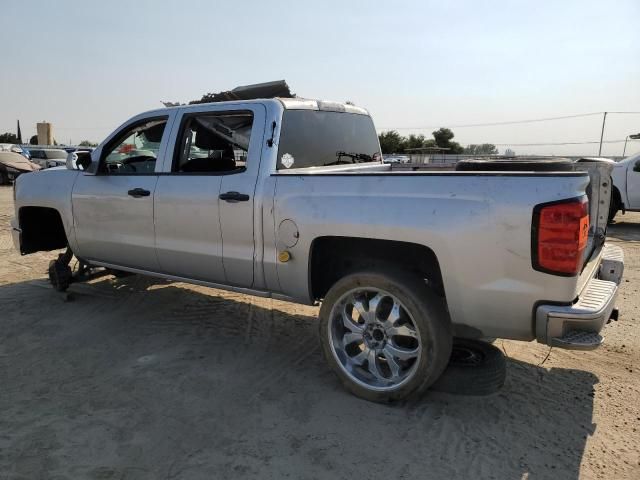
[77,152,92,171]
[66,153,77,170]
[67,151,93,171]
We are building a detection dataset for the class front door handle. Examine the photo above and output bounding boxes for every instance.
[128,188,151,197]
[219,191,250,202]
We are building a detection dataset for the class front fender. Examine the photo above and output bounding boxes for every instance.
[14,169,80,254]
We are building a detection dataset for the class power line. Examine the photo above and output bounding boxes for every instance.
[491,139,627,147]
[53,126,112,131]
[378,111,640,130]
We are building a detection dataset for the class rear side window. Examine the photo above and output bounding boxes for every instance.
[172,111,253,174]
[276,110,380,169]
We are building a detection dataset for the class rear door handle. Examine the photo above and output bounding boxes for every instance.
[219,191,250,202]
[128,188,151,197]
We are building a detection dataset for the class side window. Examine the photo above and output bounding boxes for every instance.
[173,112,253,173]
[99,118,167,174]
[634,160,640,172]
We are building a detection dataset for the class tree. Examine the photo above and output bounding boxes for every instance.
[0,132,19,143]
[29,135,38,145]
[378,130,405,154]
[379,127,471,154]
[432,128,464,154]
[79,140,98,147]
[404,134,427,150]
[464,143,498,155]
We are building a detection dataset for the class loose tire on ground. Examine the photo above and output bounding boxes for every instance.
[319,269,452,403]
[431,338,506,396]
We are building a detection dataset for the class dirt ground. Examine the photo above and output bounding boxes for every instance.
[0,185,638,480]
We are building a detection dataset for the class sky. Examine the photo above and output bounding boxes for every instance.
[1,0,639,156]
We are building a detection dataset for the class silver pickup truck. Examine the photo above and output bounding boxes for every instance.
[10,98,624,402]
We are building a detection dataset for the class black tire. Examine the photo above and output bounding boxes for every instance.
[431,338,506,396]
[456,157,575,172]
[319,269,452,403]
[608,188,621,224]
[0,171,9,185]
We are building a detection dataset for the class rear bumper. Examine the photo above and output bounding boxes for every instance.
[535,243,624,350]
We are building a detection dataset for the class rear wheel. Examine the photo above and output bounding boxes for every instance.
[319,269,452,403]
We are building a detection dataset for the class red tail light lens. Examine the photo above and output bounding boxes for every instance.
[532,196,589,276]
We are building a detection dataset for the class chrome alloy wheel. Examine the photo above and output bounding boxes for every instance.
[327,288,422,391]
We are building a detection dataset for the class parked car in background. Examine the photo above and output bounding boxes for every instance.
[383,154,411,164]
[609,151,640,222]
[0,151,40,184]
[29,148,69,169]
[19,147,31,159]
[0,143,27,156]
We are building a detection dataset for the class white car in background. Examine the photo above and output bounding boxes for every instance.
[609,151,640,222]
[383,154,411,164]
[28,148,69,169]
[0,143,26,155]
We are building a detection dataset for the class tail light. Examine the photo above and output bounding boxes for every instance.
[532,196,589,276]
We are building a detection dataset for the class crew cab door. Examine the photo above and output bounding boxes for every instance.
[627,158,640,209]
[154,103,266,287]
[71,112,176,270]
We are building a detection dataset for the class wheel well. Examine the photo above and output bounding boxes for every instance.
[19,207,68,254]
[309,237,445,301]
[611,185,622,209]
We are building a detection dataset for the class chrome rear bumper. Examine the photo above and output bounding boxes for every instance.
[535,243,624,350]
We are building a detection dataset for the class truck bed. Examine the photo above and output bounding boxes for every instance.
[270,165,594,341]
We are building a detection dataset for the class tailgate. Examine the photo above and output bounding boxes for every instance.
[573,158,615,269]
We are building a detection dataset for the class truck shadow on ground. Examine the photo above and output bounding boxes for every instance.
[608,217,640,242]
[0,275,598,480]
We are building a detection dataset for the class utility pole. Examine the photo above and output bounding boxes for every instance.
[598,111,607,156]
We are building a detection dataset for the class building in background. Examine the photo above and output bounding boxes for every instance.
[36,122,53,145]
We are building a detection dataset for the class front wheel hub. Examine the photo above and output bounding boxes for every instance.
[363,324,387,349]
